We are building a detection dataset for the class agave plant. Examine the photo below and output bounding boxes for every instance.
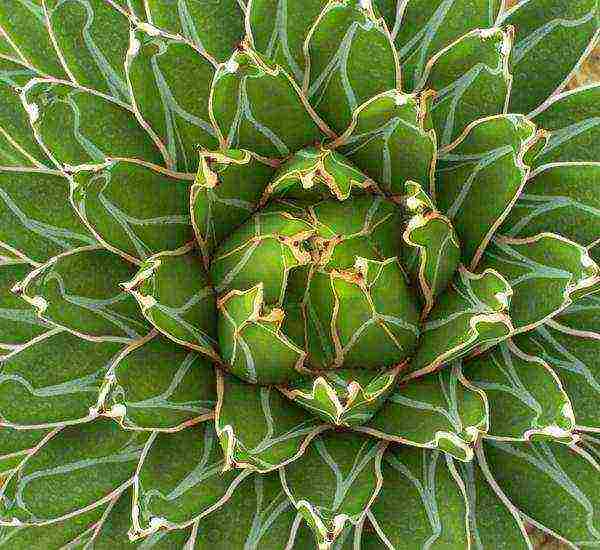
[0,0,599,548]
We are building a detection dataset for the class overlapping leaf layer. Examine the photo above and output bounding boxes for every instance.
[0,1,599,549]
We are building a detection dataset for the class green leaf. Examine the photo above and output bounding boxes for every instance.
[304,0,399,133]
[247,0,325,85]
[0,419,147,524]
[268,145,374,201]
[359,363,487,461]
[217,284,307,384]
[420,27,512,147]
[125,29,219,172]
[210,48,329,159]
[531,84,600,167]
[280,430,386,547]
[280,367,400,427]
[435,114,539,268]
[43,0,130,101]
[14,246,148,342]
[0,58,51,167]
[71,159,195,263]
[514,294,600,432]
[0,328,128,427]
[501,0,600,114]
[21,80,164,168]
[131,424,251,536]
[0,261,47,354]
[145,0,244,63]
[182,472,308,549]
[0,0,67,78]
[123,243,218,359]
[105,332,216,431]
[456,457,532,549]
[335,90,436,196]
[362,445,469,548]
[191,149,276,260]
[406,266,513,379]
[501,163,600,264]
[0,427,51,476]
[215,371,327,472]
[0,167,95,264]
[384,0,503,91]
[401,180,461,316]
[481,439,600,546]
[481,233,599,332]
[460,339,575,442]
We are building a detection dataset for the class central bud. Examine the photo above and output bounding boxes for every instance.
[211,148,421,389]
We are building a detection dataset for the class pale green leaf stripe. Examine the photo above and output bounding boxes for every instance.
[43,0,131,101]
[359,362,487,462]
[501,0,599,115]
[460,339,576,442]
[280,431,386,548]
[482,439,600,546]
[215,371,328,473]
[104,331,217,432]
[0,420,148,525]
[363,446,470,548]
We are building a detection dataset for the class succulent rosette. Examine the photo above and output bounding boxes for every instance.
[1,0,600,548]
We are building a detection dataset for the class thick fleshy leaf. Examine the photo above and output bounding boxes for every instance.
[0,419,147,525]
[0,58,51,167]
[43,0,130,101]
[530,84,600,167]
[435,114,539,268]
[145,0,244,62]
[362,445,469,548]
[401,180,461,316]
[131,424,250,536]
[481,439,600,546]
[191,149,276,260]
[460,340,575,442]
[21,79,164,168]
[382,0,503,91]
[247,0,325,85]
[215,371,327,472]
[123,243,218,359]
[0,427,51,475]
[456,458,532,549]
[515,295,600,432]
[267,145,375,201]
[126,29,219,171]
[217,284,307,384]
[13,246,148,342]
[406,266,513,379]
[1,486,194,549]
[481,233,599,332]
[281,367,400,427]
[0,328,128,427]
[335,90,436,196]
[280,430,385,547]
[183,472,310,549]
[501,0,600,114]
[304,0,399,133]
[71,159,195,263]
[210,48,329,159]
[104,332,216,431]
[420,27,512,147]
[0,168,95,265]
[501,163,600,264]
[0,261,47,354]
[359,363,487,461]
[0,1,67,78]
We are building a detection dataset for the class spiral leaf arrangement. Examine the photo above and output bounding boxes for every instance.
[0,1,599,548]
